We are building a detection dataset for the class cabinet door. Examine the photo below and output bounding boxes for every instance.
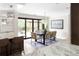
[71,3,79,45]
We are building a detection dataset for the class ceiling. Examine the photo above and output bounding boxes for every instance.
[16,3,70,16]
[0,3,70,16]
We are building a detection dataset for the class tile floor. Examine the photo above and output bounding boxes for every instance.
[13,39,79,56]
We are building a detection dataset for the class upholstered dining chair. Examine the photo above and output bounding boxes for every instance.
[31,32,37,45]
[44,31,52,45]
[45,31,51,39]
[50,31,57,41]
[45,31,57,44]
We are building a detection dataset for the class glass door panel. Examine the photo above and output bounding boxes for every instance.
[34,20,38,32]
[18,19,25,38]
[39,20,42,30]
[26,20,32,38]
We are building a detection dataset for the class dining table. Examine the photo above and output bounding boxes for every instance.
[35,31,46,45]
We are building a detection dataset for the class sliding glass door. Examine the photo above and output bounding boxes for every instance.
[18,17,41,39]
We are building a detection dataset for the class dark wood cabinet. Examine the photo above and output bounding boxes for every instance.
[10,37,24,55]
[0,38,10,56]
[0,36,24,56]
[71,3,79,45]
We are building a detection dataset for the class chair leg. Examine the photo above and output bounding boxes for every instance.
[41,39,42,43]
[40,36,42,43]
[50,37,56,42]
[31,38,32,44]
[35,42,37,46]
[53,37,56,41]
[35,39,37,42]
[35,39,37,46]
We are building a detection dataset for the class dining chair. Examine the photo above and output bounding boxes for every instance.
[45,31,57,44]
[31,32,37,45]
[45,31,51,44]
[50,31,57,41]
[45,31,51,39]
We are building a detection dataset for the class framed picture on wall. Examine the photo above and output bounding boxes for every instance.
[51,20,64,29]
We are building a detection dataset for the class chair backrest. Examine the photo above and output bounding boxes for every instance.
[45,31,51,39]
[31,32,36,39]
[51,31,57,37]
[45,31,57,39]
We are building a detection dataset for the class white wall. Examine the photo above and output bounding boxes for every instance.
[48,13,70,40]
